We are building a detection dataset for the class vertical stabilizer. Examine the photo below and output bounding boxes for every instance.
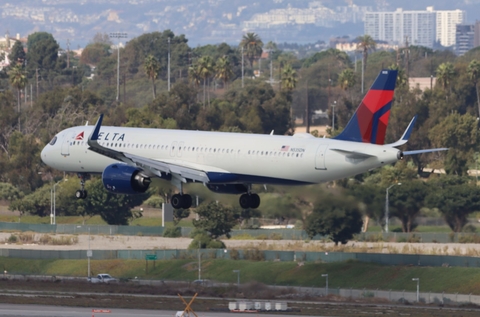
[334,69,397,144]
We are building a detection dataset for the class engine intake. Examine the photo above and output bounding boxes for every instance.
[102,164,151,194]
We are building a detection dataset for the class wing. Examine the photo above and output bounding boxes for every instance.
[87,114,221,184]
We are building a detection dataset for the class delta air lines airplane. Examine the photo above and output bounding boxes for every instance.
[40,70,445,209]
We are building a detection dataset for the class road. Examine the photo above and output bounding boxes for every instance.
[0,304,322,317]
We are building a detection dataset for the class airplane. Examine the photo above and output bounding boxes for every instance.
[40,69,446,210]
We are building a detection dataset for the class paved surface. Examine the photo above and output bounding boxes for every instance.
[0,304,322,317]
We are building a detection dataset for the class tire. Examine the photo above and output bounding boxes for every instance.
[250,194,260,209]
[182,194,192,209]
[171,194,183,209]
[75,190,83,199]
[239,194,251,209]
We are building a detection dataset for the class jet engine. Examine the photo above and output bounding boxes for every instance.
[206,184,248,194]
[102,163,151,194]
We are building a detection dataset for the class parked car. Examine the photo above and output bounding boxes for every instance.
[88,273,118,283]
[192,279,211,286]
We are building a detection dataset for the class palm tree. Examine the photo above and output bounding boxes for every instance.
[197,56,215,107]
[281,64,297,92]
[356,35,376,93]
[188,63,202,102]
[144,55,160,100]
[467,59,480,118]
[240,33,263,68]
[338,68,356,103]
[215,56,233,89]
[436,62,455,97]
[8,64,28,113]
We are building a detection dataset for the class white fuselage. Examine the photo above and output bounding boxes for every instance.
[41,126,401,185]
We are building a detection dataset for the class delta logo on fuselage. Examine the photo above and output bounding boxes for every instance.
[75,131,125,142]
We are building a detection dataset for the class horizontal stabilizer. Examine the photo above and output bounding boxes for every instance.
[330,148,376,159]
[403,148,448,155]
[386,116,417,147]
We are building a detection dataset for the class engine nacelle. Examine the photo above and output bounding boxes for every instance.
[102,164,151,194]
[206,184,248,194]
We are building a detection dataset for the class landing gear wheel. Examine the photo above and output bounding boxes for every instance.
[250,193,260,209]
[171,194,183,209]
[239,194,251,209]
[75,190,87,199]
[182,194,192,209]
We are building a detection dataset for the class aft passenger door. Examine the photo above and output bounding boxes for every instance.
[315,145,328,170]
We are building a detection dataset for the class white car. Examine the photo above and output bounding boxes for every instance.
[88,273,118,283]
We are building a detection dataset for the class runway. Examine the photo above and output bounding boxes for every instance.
[0,304,321,317]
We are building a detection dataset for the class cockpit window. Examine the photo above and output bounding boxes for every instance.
[49,136,57,145]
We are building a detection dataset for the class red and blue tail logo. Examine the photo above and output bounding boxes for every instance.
[334,70,397,144]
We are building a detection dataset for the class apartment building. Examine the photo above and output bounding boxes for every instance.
[456,24,475,56]
[364,7,466,49]
[364,7,436,48]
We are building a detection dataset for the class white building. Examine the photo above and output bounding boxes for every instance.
[436,9,466,47]
[364,7,466,49]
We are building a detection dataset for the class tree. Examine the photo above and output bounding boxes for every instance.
[83,178,150,225]
[426,183,480,232]
[215,56,233,89]
[240,33,263,68]
[8,65,28,113]
[356,35,376,92]
[388,181,430,232]
[281,64,297,92]
[436,62,455,95]
[197,56,215,107]
[80,42,111,66]
[338,68,356,104]
[305,194,363,245]
[347,183,384,231]
[467,59,480,118]
[26,32,59,72]
[192,202,238,239]
[429,112,479,176]
[9,41,26,67]
[144,54,161,100]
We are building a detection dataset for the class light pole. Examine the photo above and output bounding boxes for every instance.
[198,241,201,280]
[321,273,328,296]
[385,183,401,233]
[412,278,419,302]
[241,46,244,88]
[109,32,128,102]
[332,100,336,132]
[233,270,240,286]
[167,37,171,92]
[53,181,61,225]
[475,152,479,185]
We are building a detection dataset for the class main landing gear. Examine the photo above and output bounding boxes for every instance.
[75,173,88,199]
[239,193,260,209]
[171,194,193,209]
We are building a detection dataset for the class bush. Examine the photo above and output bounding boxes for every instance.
[163,227,182,238]
[244,249,265,261]
[144,195,164,208]
[7,234,18,243]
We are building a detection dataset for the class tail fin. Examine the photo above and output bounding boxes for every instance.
[334,69,397,144]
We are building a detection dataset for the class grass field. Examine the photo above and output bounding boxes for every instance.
[3,257,480,295]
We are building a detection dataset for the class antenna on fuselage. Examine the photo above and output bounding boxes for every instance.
[270,130,274,135]
[85,121,89,126]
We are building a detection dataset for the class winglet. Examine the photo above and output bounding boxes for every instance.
[386,115,417,147]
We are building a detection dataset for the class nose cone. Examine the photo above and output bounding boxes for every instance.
[41,145,51,166]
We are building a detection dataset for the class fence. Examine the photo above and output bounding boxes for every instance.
[0,248,479,268]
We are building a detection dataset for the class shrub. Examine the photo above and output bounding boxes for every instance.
[244,249,265,261]
[7,234,18,243]
[230,249,240,260]
[163,227,181,238]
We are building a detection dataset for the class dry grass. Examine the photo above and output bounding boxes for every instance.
[4,233,79,246]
